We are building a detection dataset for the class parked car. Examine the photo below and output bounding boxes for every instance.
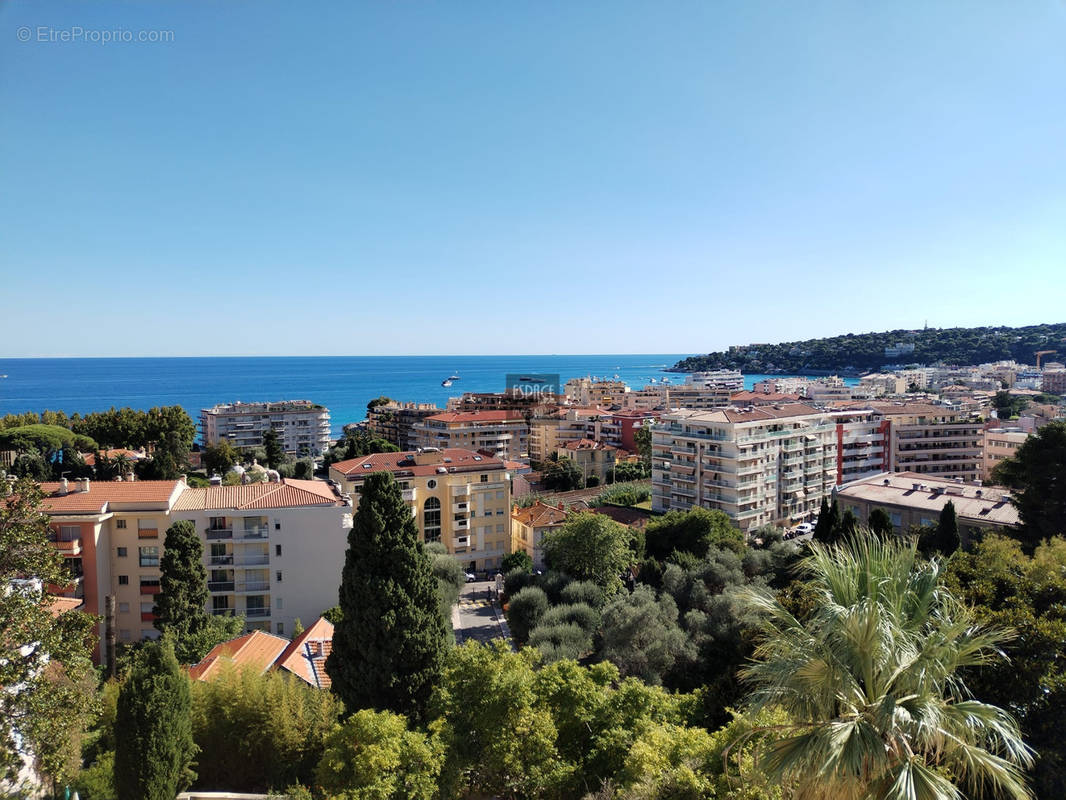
[464,572,477,583]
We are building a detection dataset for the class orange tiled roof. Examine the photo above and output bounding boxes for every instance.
[562,439,617,451]
[46,596,84,617]
[188,630,291,681]
[172,479,340,511]
[275,616,334,688]
[39,480,183,514]
[424,411,526,424]
[331,448,504,479]
[730,390,803,404]
[512,500,569,527]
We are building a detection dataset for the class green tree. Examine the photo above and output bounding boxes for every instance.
[314,709,440,800]
[431,642,572,799]
[203,440,240,476]
[501,549,533,574]
[634,422,652,464]
[542,511,633,596]
[262,428,285,469]
[0,477,97,790]
[813,496,841,545]
[737,535,1033,800]
[921,499,961,556]
[154,520,212,663]
[325,471,447,722]
[868,507,893,535]
[114,638,197,800]
[190,663,341,792]
[597,585,694,686]
[506,586,550,644]
[992,420,1066,551]
[541,456,584,491]
[645,507,744,561]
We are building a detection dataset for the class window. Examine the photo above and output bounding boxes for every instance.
[890,513,902,528]
[116,519,127,529]
[275,544,282,557]
[118,602,130,613]
[427,479,437,490]
[212,596,230,613]
[480,474,488,482]
[208,516,228,531]
[496,490,504,500]
[275,571,283,583]
[140,602,154,614]
[117,547,128,557]
[275,597,283,609]
[139,546,159,567]
[496,523,504,533]
[118,575,129,585]
[276,623,285,635]
[55,525,80,542]
[423,497,442,544]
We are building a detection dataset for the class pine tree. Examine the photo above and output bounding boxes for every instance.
[934,500,961,556]
[154,520,209,662]
[114,638,197,800]
[325,471,447,722]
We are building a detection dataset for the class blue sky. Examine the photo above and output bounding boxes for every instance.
[1,1,1064,357]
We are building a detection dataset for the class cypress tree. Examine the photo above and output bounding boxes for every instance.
[154,519,209,662]
[114,638,197,800]
[868,507,893,536]
[812,497,833,542]
[325,471,447,722]
[935,500,961,556]
[263,428,284,469]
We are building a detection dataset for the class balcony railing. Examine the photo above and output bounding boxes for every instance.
[137,528,159,539]
[235,555,269,566]
[208,581,235,592]
[237,526,269,540]
[140,584,161,595]
[209,555,234,565]
[211,607,236,616]
[244,607,270,618]
[206,528,233,540]
[141,612,156,621]
[237,581,269,592]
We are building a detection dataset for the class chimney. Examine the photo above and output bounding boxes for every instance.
[58,477,69,496]
[209,474,223,486]
[76,478,90,493]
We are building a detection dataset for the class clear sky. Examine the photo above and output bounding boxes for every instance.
[1,1,1064,357]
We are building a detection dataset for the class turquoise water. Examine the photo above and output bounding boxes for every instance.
[0,355,852,437]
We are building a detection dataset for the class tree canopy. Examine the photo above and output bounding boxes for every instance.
[541,511,633,595]
[992,420,1066,550]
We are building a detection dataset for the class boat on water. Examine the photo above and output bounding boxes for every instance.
[441,379,453,387]
[448,373,460,381]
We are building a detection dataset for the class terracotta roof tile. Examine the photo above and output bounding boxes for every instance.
[39,480,183,514]
[172,479,341,511]
[331,448,504,479]
[188,630,290,680]
[275,616,334,688]
[511,500,569,527]
[424,411,526,424]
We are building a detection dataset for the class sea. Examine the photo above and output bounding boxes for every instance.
[0,355,858,440]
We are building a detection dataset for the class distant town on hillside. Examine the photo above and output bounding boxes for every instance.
[673,322,1066,375]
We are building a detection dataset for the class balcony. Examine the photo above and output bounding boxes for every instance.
[53,538,83,555]
[244,607,270,618]
[140,612,156,622]
[137,528,159,539]
[209,554,234,566]
[452,503,469,515]
[140,584,161,595]
[237,581,270,593]
[237,526,269,540]
[211,607,236,616]
[235,554,269,566]
[208,581,235,592]
[206,527,233,540]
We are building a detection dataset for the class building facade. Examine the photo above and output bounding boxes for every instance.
[411,411,529,460]
[42,477,352,664]
[329,448,513,572]
[365,401,442,450]
[867,403,984,483]
[982,427,1028,481]
[651,404,837,532]
[200,400,332,456]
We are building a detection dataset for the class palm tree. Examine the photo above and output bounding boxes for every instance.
[734,534,1033,800]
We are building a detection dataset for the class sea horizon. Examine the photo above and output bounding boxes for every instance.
[0,354,857,438]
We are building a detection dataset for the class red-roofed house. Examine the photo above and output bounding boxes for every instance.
[510,501,570,570]
[188,630,291,682]
[561,439,618,486]
[275,616,334,688]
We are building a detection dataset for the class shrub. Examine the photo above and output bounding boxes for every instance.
[560,580,605,609]
[540,602,601,635]
[506,587,549,644]
[528,623,592,663]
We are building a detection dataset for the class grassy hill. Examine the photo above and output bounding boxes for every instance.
[672,323,1066,374]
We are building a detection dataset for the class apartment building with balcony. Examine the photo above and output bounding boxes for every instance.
[865,402,983,483]
[41,476,351,665]
[364,400,443,450]
[411,410,528,460]
[200,400,332,456]
[328,447,513,572]
[173,480,352,638]
[564,378,630,407]
[830,408,891,485]
[982,427,1029,481]
[651,404,837,532]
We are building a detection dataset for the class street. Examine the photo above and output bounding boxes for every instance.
[452,580,512,647]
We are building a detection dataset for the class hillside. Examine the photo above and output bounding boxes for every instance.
[672,323,1066,374]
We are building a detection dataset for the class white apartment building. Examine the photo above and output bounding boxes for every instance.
[982,427,1028,481]
[564,378,630,407]
[201,400,332,456]
[687,370,744,392]
[867,402,984,483]
[830,409,890,484]
[652,404,837,532]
